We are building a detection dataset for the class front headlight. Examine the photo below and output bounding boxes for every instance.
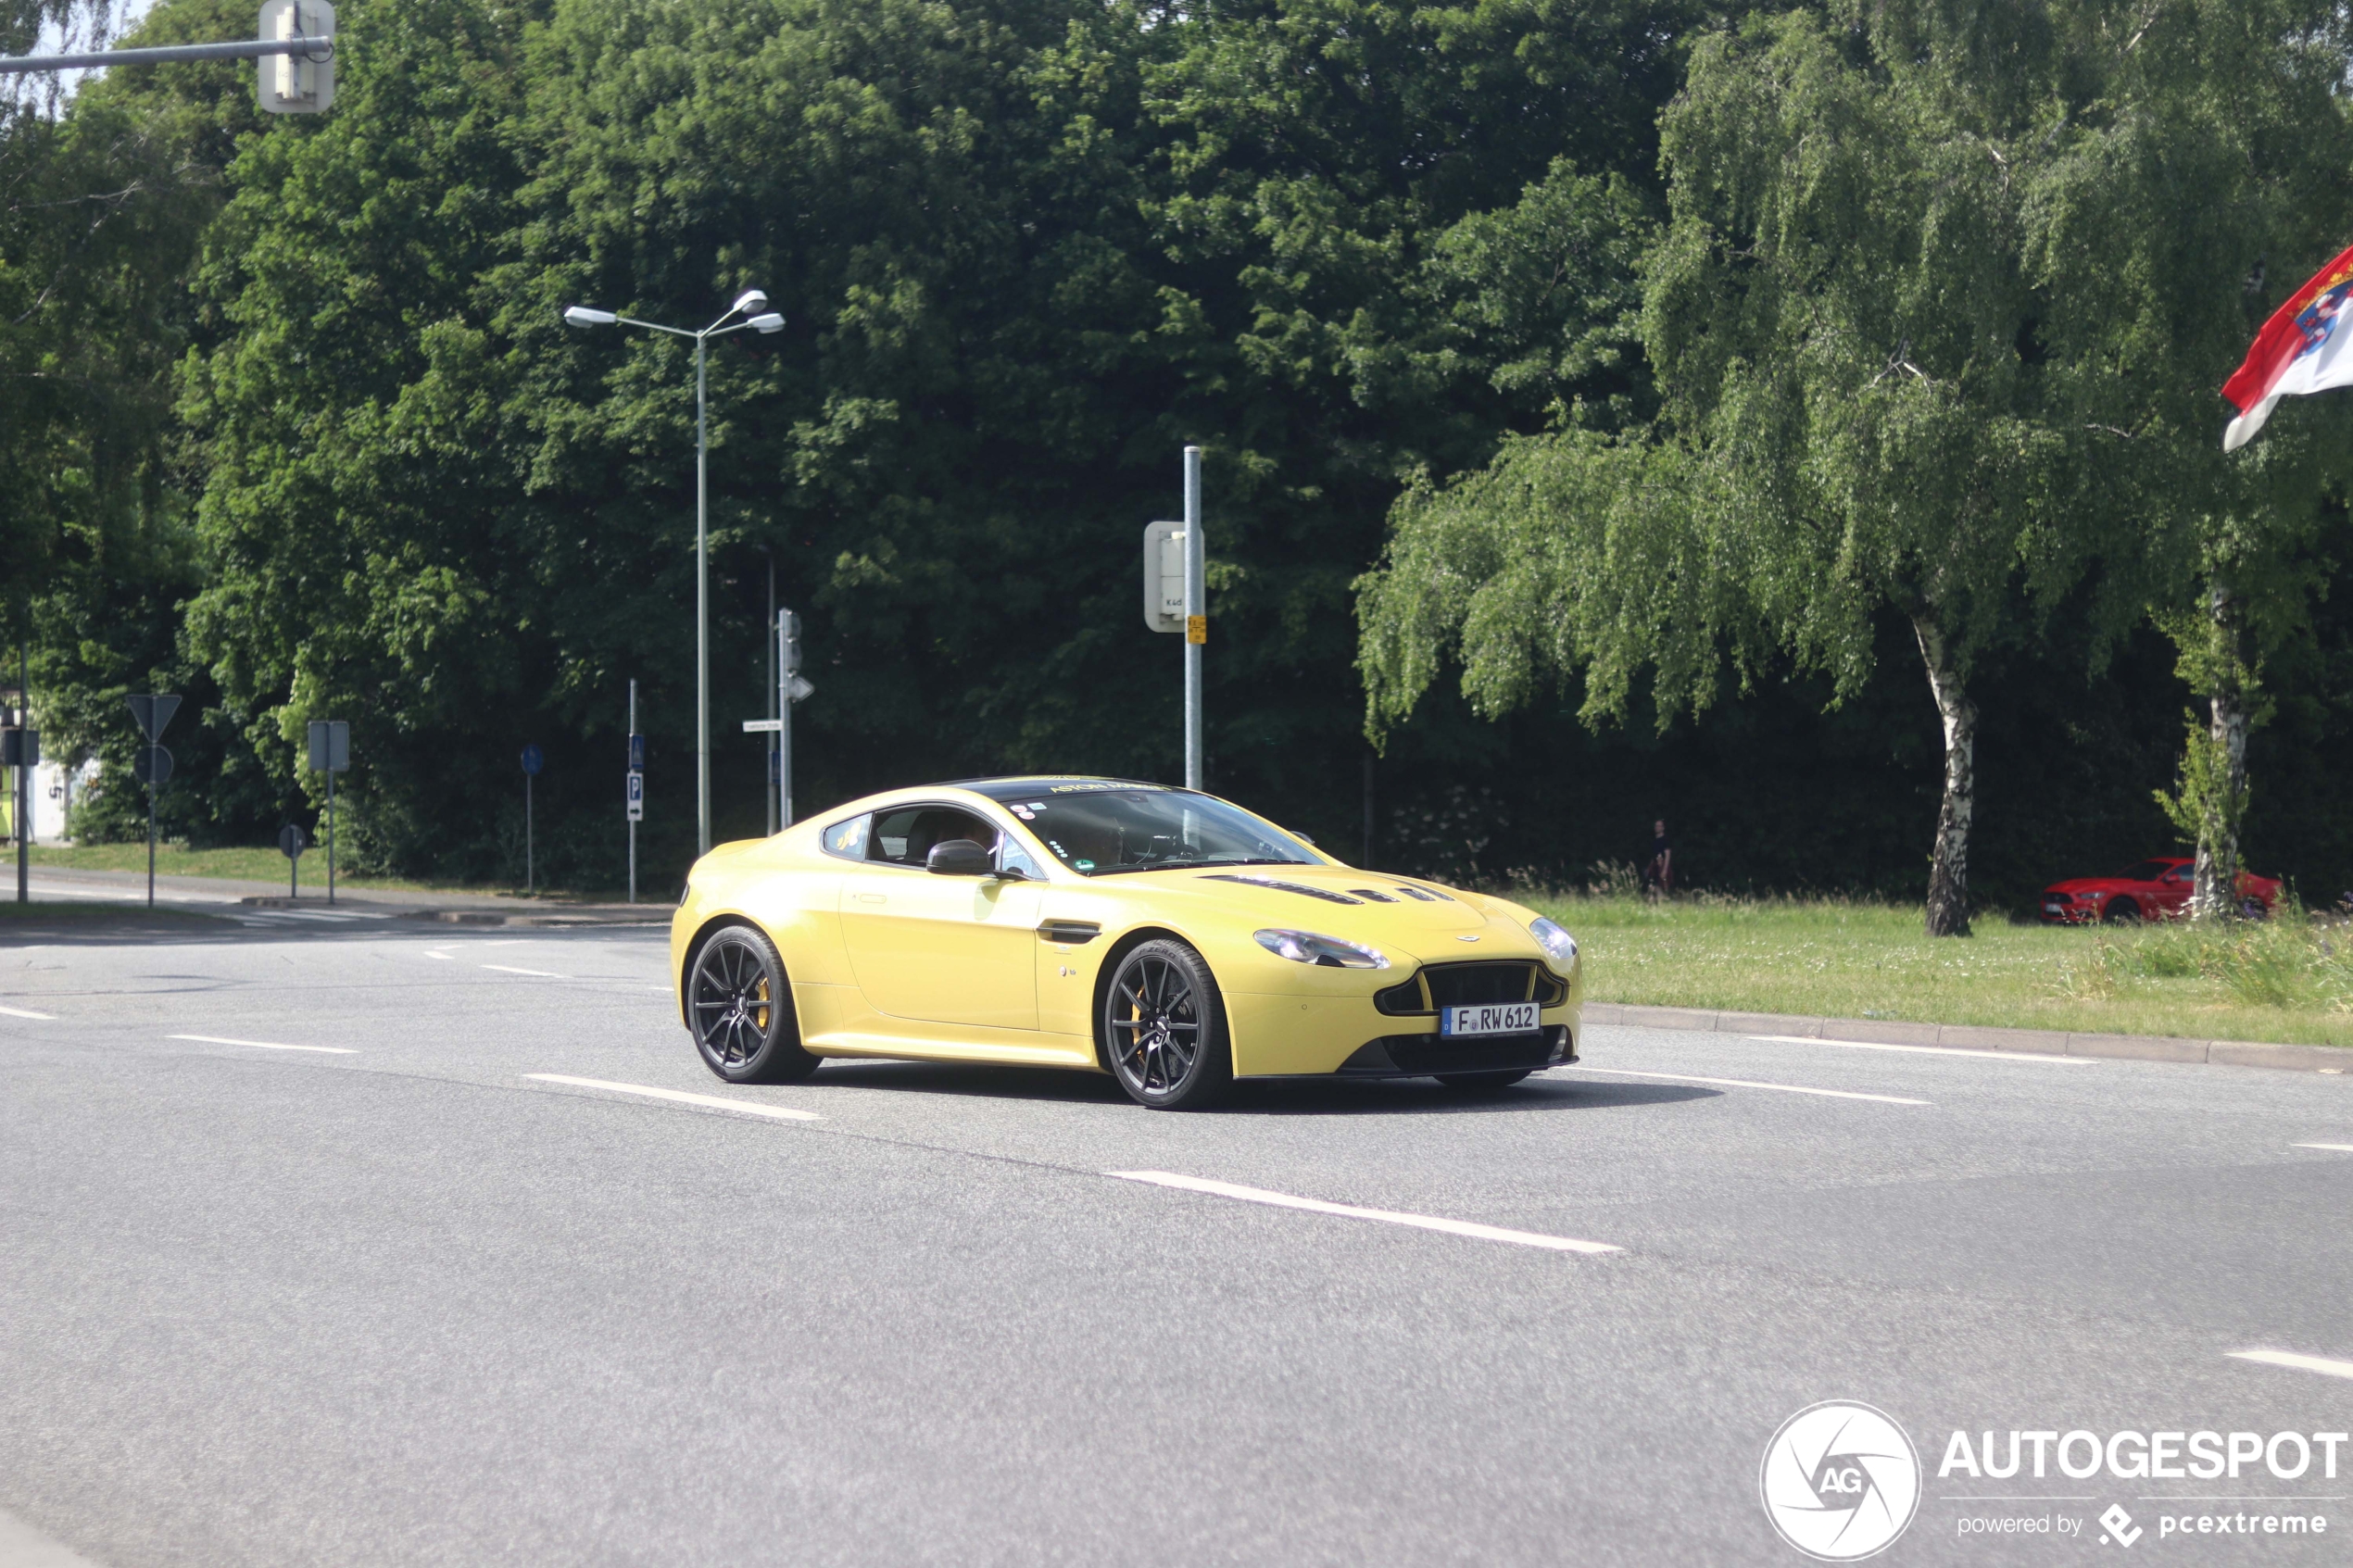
[1529,916,1579,971]
[1253,929,1390,970]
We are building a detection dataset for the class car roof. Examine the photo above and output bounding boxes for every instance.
[939,775,1200,801]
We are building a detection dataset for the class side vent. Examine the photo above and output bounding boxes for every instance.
[1037,920,1102,945]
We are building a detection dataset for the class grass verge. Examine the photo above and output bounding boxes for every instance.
[1526,893,2353,1048]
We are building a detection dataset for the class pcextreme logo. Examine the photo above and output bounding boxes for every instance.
[1760,1401,1923,1562]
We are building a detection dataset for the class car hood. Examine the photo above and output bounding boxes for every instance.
[1101,864,1540,962]
[2045,878,2121,895]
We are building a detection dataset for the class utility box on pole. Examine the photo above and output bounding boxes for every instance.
[1142,521,1187,633]
[257,0,334,113]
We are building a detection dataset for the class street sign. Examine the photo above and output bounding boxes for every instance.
[626,769,644,822]
[520,744,544,777]
[1143,521,1186,633]
[128,693,181,742]
[307,720,349,771]
[0,729,35,768]
[133,746,171,784]
[627,732,645,771]
[741,719,783,734]
[780,610,802,675]
[786,674,815,704]
[279,822,307,859]
[257,0,334,114]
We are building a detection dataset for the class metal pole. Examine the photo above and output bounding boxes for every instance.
[627,679,637,905]
[778,612,794,829]
[1362,752,1375,868]
[326,767,335,906]
[16,637,26,904]
[695,332,711,856]
[526,771,535,894]
[766,557,777,835]
[0,35,335,71]
[1182,445,1203,791]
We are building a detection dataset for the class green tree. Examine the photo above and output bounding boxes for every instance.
[1361,0,2353,935]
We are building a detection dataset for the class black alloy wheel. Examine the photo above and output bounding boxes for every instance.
[1102,938,1231,1110]
[688,924,819,1085]
[2104,897,2143,925]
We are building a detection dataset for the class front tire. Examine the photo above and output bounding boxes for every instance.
[1102,938,1232,1110]
[688,924,819,1085]
[2104,897,2142,925]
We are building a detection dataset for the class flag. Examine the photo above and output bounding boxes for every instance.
[2221,242,2353,450]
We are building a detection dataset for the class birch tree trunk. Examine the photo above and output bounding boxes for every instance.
[1914,615,1976,938]
[2190,583,2250,921]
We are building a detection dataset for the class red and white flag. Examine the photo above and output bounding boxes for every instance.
[2221,243,2353,450]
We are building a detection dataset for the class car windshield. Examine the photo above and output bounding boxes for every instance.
[2116,859,2176,882]
[968,783,1318,877]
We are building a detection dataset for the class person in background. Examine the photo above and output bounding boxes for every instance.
[1642,819,1673,897]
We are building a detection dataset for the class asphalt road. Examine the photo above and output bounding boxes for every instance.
[3,920,2350,1566]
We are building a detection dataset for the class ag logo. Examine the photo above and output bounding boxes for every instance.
[1759,1400,1921,1561]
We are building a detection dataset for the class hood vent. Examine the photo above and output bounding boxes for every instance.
[1201,873,1362,906]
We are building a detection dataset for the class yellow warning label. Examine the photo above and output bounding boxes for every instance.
[1186,616,1207,645]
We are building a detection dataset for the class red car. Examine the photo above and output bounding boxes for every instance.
[2040,856,2282,923]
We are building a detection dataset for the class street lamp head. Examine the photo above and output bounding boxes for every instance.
[731,289,770,317]
[563,306,617,328]
[750,312,786,334]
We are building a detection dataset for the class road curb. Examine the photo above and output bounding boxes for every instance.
[403,909,669,928]
[1580,1002,2350,1073]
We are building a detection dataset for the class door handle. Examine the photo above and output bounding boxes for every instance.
[852,893,887,905]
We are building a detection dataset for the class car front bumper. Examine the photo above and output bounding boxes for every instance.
[1221,987,1580,1078]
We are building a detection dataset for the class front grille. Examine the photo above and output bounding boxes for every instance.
[1376,961,1567,1016]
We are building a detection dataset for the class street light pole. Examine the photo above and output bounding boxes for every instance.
[561,291,785,857]
[696,330,710,856]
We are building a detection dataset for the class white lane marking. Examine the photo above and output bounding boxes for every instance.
[169,1033,356,1055]
[2291,1142,2353,1153]
[1751,1034,2089,1064]
[1107,1171,1619,1254]
[0,1002,56,1019]
[423,951,454,960]
[522,1074,821,1122]
[2227,1349,2353,1382]
[1569,1066,1931,1106]
[482,964,567,978]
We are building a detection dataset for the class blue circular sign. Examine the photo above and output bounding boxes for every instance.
[521,744,545,776]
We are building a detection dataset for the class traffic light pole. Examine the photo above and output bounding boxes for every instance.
[1183,445,1204,791]
[627,680,638,905]
[16,638,27,905]
[777,611,795,829]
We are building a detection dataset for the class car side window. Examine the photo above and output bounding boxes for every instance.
[867,807,999,867]
[998,834,1045,880]
[821,814,871,860]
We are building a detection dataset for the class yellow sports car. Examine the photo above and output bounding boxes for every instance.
[671,776,1582,1109]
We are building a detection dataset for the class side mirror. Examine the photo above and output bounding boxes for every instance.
[925,839,993,876]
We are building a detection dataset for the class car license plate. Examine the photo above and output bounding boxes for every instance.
[1440,1002,1539,1037]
